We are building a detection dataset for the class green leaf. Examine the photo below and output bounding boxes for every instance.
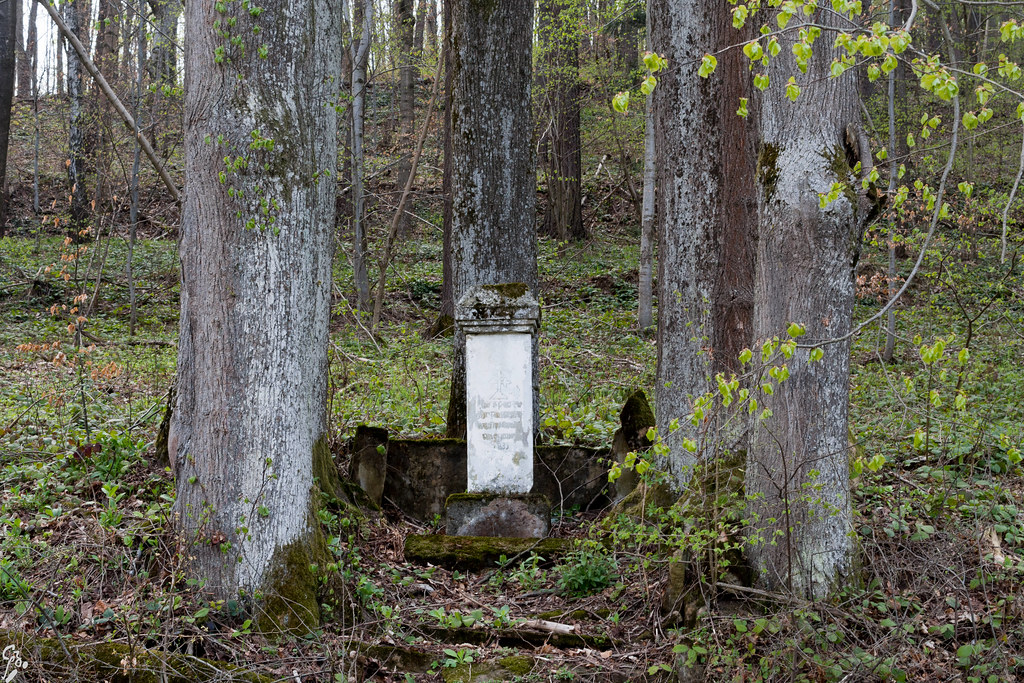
[739,348,753,365]
[785,77,801,102]
[787,322,806,338]
[641,75,657,95]
[698,55,717,78]
[612,91,630,114]
[737,97,749,118]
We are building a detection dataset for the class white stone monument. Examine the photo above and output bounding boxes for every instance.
[449,284,549,537]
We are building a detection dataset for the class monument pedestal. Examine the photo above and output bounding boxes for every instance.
[445,492,550,538]
[449,284,548,537]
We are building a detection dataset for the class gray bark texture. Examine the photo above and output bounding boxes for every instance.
[13,0,25,98]
[745,9,861,599]
[445,0,537,438]
[649,0,724,489]
[170,0,340,631]
[637,96,654,332]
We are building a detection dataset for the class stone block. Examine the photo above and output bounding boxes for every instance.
[445,492,550,537]
[534,445,612,511]
[383,438,467,521]
[349,426,389,506]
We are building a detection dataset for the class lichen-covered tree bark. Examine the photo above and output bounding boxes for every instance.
[170,0,340,633]
[745,10,861,599]
[651,0,757,491]
[445,0,537,438]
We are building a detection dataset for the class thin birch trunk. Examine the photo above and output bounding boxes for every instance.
[350,0,373,313]
[637,94,654,332]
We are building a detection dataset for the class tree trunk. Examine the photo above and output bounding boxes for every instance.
[413,0,425,53]
[424,0,437,53]
[14,0,26,98]
[148,0,182,152]
[0,0,14,236]
[128,0,147,336]
[539,0,584,243]
[713,4,757,379]
[637,94,655,332]
[394,0,415,236]
[445,0,537,438]
[746,9,860,599]
[436,0,454,331]
[650,0,724,488]
[171,0,341,633]
[93,0,121,209]
[64,0,89,237]
[56,32,64,96]
[350,0,373,312]
[29,0,38,214]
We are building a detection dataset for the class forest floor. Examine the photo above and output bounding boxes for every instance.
[1,170,1024,681]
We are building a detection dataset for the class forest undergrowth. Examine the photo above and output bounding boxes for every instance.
[0,101,1023,680]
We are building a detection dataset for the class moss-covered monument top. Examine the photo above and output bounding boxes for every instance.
[455,283,540,336]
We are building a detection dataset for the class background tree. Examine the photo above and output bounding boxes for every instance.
[538,0,585,243]
[170,0,341,631]
[394,0,415,236]
[0,0,13,236]
[445,0,537,437]
[64,0,89,237]
[348,0,374,313]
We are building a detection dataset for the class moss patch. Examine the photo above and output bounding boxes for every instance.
[498,655,535,676]
[757,143,780,202]
[404,534,571,570]
[619,389,655,444]
[480,282,528,299]
[312,433,344,502]
[254,528,326,637]
[0,629,273,682]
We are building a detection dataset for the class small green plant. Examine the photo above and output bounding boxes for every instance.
[510,552,547,591]
[555,545,617,597]
[442,648,475,668]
